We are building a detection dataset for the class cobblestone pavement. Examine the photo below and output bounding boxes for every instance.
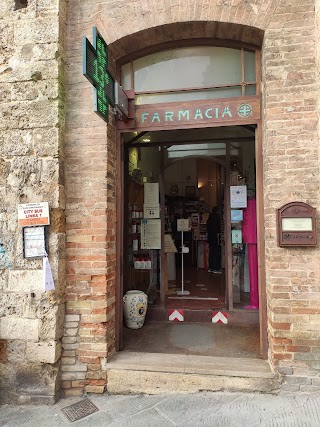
[1,392,320,426]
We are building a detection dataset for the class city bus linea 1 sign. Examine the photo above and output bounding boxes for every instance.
[18,202,50,227]
[82,27,115,122]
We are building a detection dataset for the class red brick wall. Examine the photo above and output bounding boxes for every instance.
[263,2,320,391]
[64,0,320,394]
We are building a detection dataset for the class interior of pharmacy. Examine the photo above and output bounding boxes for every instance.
[123,125,259,329]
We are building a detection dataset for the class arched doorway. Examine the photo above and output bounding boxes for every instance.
[114,39,267,359]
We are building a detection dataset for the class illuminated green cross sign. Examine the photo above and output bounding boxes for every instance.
[82,27,115,122]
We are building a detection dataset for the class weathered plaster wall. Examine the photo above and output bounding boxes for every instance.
[64,0,320,395]
[0,0,66,403]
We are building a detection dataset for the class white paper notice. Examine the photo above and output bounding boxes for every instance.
[43,256,55,291]
[230,185,247,208]
[143,203,160,218]
[144,183,159,204]
[141,219,161,249]
[24,226,46,258]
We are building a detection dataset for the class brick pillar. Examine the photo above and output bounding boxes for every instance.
[63,88,117,395]
[263,1,320,389]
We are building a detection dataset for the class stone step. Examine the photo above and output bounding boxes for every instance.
[106,352,281,395]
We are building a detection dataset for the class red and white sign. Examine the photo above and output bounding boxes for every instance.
[18,202,50,227]
[212,311,228,324]
[169,309,184,322]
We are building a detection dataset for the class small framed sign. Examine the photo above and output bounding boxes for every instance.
[232,229,242,244]
[231,210,243,223]
[230,185,247,208]
[177,218,190,232]
[23,226,49,258]
[277,202,317,247]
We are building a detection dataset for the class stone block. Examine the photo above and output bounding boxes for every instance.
[62,343,79,350]
[65,328,78,336]
[61,372,86,381]
[26,341,62,364]
[15,361,61,396]
[61,357,76,365]
[280,384,300,393]
[300,385,320,392]
[0,130,33,156]
[62,350,76,357]
[7,270,43,293]
[283,376,312,385]
[65,314,80,322]
[62,336,78,344]
[0,363,16,393]
[65,322,78,328]
[33,127,59,157]
[7,340,26,362]
[63,388,83,396]
[14,17,59,45]
[107,369,278,394]
[49,210,66,234]
[85,385,105,394]
[0,293,38,319]
[7,157,42,195]
[0,270,7,292]
[0,339,7,362]
[61,364,87,372]
[276,366,293,375]
[39,303,64,340]
[0,317,39,341]
[312,378,320,386]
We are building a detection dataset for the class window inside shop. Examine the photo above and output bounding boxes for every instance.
[121,46,256,105]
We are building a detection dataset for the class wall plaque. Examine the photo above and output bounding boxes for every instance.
[277,202,317,247]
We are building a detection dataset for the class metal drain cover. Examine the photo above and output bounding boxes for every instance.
[61,398,99,422]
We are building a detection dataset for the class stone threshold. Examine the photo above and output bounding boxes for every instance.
[106,352,280,394]
[107,351,274,378]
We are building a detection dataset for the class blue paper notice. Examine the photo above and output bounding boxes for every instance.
[231,210,243,222]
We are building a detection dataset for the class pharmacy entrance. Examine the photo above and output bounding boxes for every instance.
[115,45,267,359]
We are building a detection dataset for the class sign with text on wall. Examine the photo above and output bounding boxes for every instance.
[126,97,261,131]
[18,202,50,226]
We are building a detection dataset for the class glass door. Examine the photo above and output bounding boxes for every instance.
[226,139,257,310]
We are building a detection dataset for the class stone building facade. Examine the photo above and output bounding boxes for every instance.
[0,0,320,403]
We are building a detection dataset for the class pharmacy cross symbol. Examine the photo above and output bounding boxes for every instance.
[238,103,253,118]
[82,27,115,122]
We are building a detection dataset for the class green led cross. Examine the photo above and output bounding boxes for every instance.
[82,27,115,122]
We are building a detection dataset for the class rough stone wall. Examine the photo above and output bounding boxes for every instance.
[0,0,66,403]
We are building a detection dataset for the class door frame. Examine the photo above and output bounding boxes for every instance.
[116,120,267,359]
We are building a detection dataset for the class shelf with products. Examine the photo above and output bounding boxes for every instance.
[127,179,161,302]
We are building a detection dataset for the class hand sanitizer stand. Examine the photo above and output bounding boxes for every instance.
[176,219,190,296]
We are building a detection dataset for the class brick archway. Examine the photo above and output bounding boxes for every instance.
[109,20,264,63]
[64,0,320,396]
